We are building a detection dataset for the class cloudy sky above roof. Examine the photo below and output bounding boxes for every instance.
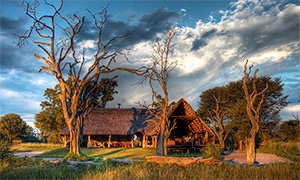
[0,0,299,127]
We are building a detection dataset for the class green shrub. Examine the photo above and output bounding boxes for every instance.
[47,133,62,144]
[0,138,14,162]
[64,152,88,161]
[202,143,223,160]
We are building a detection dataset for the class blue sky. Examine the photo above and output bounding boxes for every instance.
[0,0,299,128]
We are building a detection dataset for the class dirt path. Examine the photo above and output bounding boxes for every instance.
[222,151,292,166]
[14,151,46,157]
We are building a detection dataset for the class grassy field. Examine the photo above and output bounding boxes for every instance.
[36,147,203,161]
[12,143,63,152]
[1,142,298,179]
[257,141,300,162]
[1,157,299,179]
[36,147,158,160]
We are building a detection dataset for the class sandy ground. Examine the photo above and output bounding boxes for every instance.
[14,151,46,157]
[15,150,292,166]
[221,151,292,166]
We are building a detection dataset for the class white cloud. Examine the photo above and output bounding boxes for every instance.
[180,8,186,13]
[78,40,95,50]
[8,69,17,75]
[112,0,299,114]
[284,104,300,112]
[0,88,41,114]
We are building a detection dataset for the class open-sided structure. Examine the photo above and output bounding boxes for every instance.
[60,98,213,149]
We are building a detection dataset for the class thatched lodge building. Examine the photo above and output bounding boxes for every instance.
[60,98,213,149]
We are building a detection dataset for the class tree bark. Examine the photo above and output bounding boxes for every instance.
[156,115,167,156]
[238,139,244,151]
[242,60,268,164]
[219,135,225,152]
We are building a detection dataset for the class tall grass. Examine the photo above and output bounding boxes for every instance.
[1,160,299,179]
[257,141,300,162]
[83,161,299,180]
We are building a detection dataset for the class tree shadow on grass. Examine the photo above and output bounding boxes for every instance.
[87,148,127,159]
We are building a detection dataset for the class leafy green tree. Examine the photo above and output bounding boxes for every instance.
[0,113,30,142]
[278,119,300,142]
[35,78,118,143]
[197,75,288,149]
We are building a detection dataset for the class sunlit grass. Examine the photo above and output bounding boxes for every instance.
[2,142,300,179]
[1,159,299,180]
[36,147,157,160]
[257,141,300,162]
[12,143,63,152]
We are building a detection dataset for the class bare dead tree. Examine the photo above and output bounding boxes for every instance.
[292,112,299,121]
[138,28,178,156]
[16,0,145,155]
[243,60,268,164]
[206,95,231,152]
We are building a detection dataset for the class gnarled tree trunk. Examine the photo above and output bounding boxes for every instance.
[156,115,167,156]
[242,60,268,164]
[18,1,146,156]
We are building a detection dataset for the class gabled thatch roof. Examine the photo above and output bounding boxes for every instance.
[60,98,212,136]
[168,98,213,135]
[60,108,159,136]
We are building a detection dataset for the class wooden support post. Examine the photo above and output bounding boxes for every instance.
[152,136,155,148]
[63,135,67,147]
[145,136,148,148]
[154,136,157,149]
[108,135,111,148]
[87,135,91,148]
[142,134,146,148]
[131,136,134,148]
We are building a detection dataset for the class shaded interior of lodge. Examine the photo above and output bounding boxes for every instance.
[60,98,216,151]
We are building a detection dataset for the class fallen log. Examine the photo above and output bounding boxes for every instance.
[145,156,221,167]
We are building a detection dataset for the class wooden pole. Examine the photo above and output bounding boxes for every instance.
[145,136,148,148]
[63,135,67,147]
[131,136,134,148]
[152,136,155,148]
[87,135,91,148]
[142,134,146,148]
[108,135,111,148]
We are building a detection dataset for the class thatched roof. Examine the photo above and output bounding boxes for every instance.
[168,98,213,135]
[60,108,159,136]
[60,98,212,136]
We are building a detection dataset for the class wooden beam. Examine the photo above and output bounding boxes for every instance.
[145,136,148,148]
[108,135,111,148]
[152,136,155,148]
[131,136,134,148]
[87,135,91,148]
[63,135,67,147]
[142,134,146,148]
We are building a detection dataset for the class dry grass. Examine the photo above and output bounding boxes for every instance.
[12,143,63,152]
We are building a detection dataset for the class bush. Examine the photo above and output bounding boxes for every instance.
[64,152,88,161]
[47,133,62,144]
[202,143,223,160]
[0,138,14,162]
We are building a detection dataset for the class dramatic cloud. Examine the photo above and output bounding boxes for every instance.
[1,0,299,126]
[76,7,181,50]
[113,0,299,118]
